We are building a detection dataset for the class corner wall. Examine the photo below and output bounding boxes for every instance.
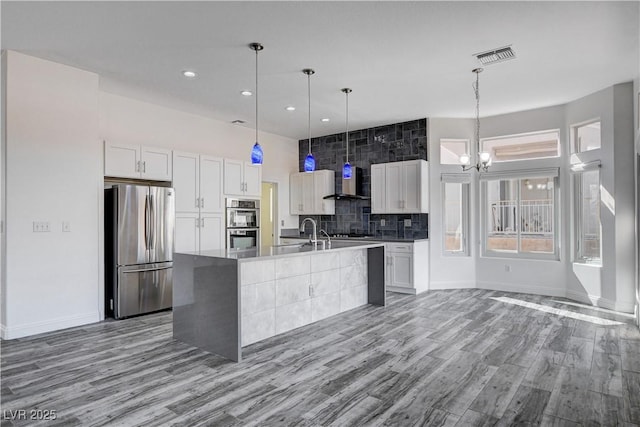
[4,51,101,338]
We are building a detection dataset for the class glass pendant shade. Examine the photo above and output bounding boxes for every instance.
[343,161,352,179]
[304,153,316,172]
[459,153,471,165]
[251,142,263,164]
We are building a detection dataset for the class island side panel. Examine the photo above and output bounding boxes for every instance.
[173,253,241,362]
[367,246,386,306]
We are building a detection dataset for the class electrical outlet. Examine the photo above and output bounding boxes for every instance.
[504,265,511,272]
[281,220,285,226]
[62,221,71,232]
[32,221,51,232]
[404,219,412,227]
[380,219,386,226]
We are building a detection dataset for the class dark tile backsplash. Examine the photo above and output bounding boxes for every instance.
[297,118,428,240]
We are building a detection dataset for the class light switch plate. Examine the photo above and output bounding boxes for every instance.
[62,221,71,232]
[380,219,386,226]
[404,219,412,227]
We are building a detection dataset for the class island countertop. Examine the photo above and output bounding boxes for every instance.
[173,241,386,362]
[175,241,385,261]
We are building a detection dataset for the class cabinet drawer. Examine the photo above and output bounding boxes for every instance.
[387,243,413,253]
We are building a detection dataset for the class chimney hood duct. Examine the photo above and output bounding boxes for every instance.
[323,167,370,200]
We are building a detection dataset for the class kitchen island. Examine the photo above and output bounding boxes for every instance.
[173,242,385,362]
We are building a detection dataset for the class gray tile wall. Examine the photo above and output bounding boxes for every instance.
[297,118,428,239]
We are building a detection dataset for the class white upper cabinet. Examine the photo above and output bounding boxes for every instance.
[371,159,429,214]
[104,142,172,181]
[199,155,224,213]
[173,152,200,213]
[224,159,261,198]
[289,170,335,215]
[370,164,386,213]
[173,152,224,252]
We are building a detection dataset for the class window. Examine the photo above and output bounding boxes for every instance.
[442,177,469,255]
[481,130,560,163]
[440,139,469,165]
[574,167,601,263]
[482,170,558,258]
[572,121,601,153]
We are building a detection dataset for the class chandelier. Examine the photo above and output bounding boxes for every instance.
[460,68,491,172]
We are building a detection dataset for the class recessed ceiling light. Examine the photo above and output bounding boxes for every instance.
[285,106,296,111]
[241,90,253,96]
[321,118,330,122]
[182,70,197,78]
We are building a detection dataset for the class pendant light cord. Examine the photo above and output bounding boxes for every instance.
[346,91,349,163]
[255,47,259,144]
[307,72,312,155]
[474,69,480,156]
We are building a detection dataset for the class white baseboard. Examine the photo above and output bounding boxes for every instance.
[387,286,416,295]
[565,290,635,314]
[476,280,566,298]
[1,311,100,340]
[429,280,476,290]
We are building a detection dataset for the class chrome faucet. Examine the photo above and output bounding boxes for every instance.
[300,218,318,245]
[319,229,332,248]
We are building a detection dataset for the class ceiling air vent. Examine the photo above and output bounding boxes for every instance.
[474,46,516,66]
[231,119,246,124]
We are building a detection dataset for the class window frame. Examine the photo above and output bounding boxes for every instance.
[480,169,560,260]
[571,118,601,155]
[480,129,561,164]
[441,175,470,257]
[440,138,470,166]
[572,163,602,265]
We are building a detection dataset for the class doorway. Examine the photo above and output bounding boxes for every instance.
[260,182,278,247]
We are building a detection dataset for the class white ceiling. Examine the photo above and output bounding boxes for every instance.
[2,1,638,140]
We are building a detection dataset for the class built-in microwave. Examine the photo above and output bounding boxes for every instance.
[226,199,260,229]
[226,198,260,250]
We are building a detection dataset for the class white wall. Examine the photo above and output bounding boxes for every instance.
[2,51,299,339]
[428,118,476,289]
[430,86,636,313]
[3,51,101,338]
[98,91,299,231]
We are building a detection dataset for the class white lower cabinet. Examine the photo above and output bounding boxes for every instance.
[174,212,224,253]
[385,241,429,294]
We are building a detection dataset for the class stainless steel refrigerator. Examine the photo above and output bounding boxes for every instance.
[105,184,175,319]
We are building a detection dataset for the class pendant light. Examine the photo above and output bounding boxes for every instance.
[250,42,264,165]
[460,68,491,172]
[342,88,353,179]
[303,68,316,172]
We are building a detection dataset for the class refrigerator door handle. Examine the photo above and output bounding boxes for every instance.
[149,194,155,249]
[144,195,150,250]
[122,266,172,274]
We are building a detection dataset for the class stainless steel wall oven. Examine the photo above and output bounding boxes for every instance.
[226,198,260,250]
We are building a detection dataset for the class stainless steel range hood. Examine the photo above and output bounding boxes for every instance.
[323,167,370,200]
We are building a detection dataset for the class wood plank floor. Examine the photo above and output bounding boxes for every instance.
[2,289,640,426]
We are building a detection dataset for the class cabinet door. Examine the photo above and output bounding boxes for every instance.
[200,214,224,251]
[104,142,140,178]
[300,173,315,214]
[174,213,200,253]
[385,162,403,213]
[402,160,421,213]
[173,151,199,213]
[289,173,304,215]
[141,146,172,181]
[371,164,386,214]
[224,159,244,196]
[243,163,262,198]
[390,252,413,288]
[314,171,335,215]
[200,155,224,213]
